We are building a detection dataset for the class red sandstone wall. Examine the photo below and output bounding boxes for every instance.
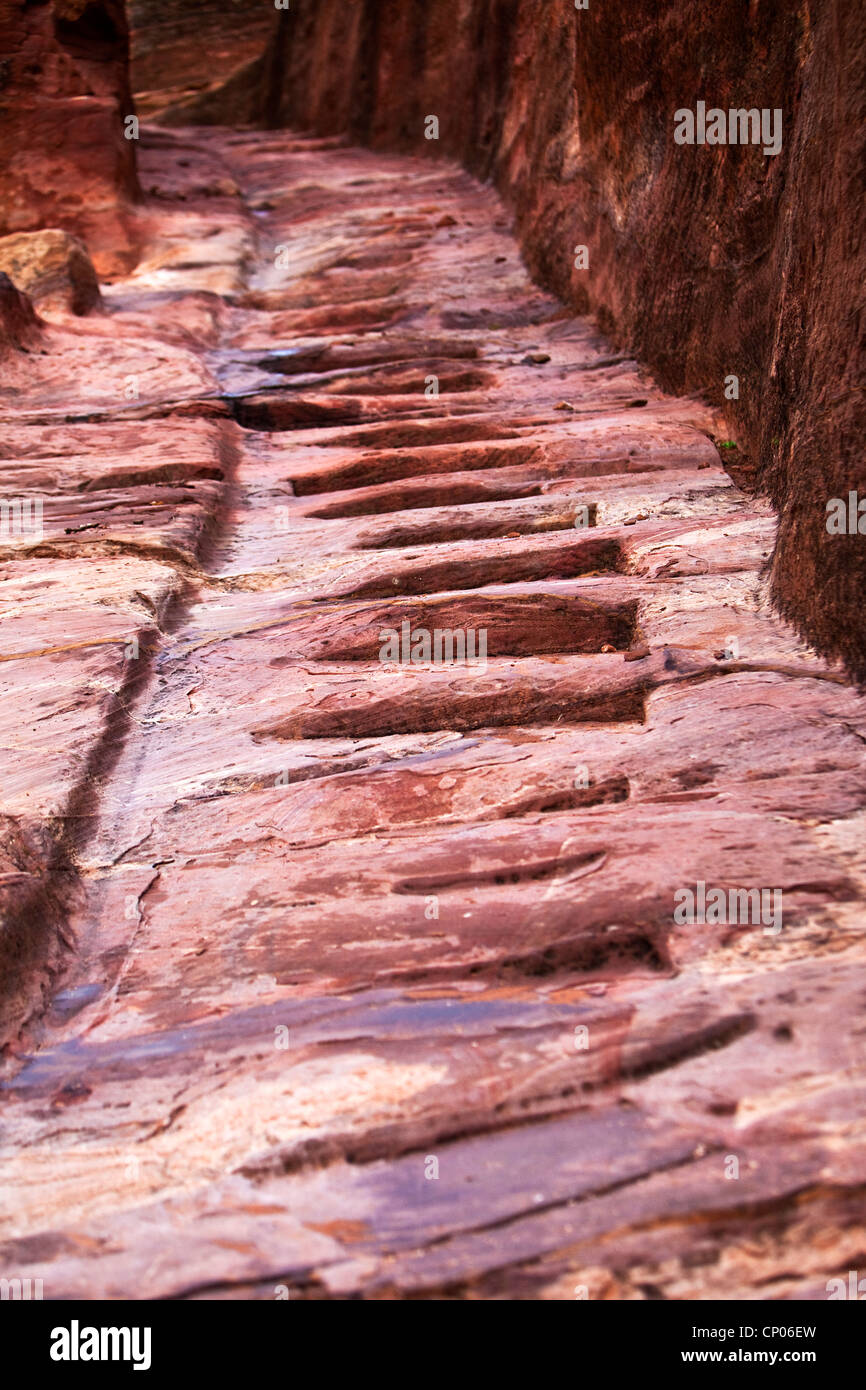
[11,0,861,673]
[193,0,864,679]
[0,0,140,275]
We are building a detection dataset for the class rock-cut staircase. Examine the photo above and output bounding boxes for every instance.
[1,128,864,1300]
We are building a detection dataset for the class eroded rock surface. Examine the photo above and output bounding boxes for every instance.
[0,128,864,1301]
[0,0,139,275]
[0,230,102,316]
[129,0,274,119]
[205,0,866,681]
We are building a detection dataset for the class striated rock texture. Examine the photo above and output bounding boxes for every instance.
[199,0,866,680]
[0,126,864,1300]
[128,0,275,118]
[0,0,140,275]
[0,229,102,315]
[0,270,42,354]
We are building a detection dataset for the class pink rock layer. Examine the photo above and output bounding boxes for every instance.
[0,127,864,1302]
[172,0,866,682]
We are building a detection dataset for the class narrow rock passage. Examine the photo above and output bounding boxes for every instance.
[1,128,865,1300]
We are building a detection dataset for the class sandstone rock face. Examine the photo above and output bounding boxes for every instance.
[0,0,139,276]
[0,127,864,1301]
[0,272,42,354]
[128,0,275,119]
[225,0,866,680]
[0,229,102,315]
